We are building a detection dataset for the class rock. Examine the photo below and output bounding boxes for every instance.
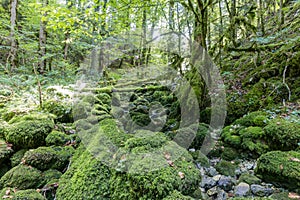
[0,188,46,200]
[45,131,73,146]
[216,189,228,200]
[200,175,217,190]
[251,184,273,197]
[22,146,74,171]
[207,186,218,196]
[5,115,54,149]
[218,176,234,192]
[206,166,218,177]
[215,160,237,177]
[162,190,194,200]
[213,175,222,182]
[238,173,261,185]
[10,149,27,167]
[244,161,255,170]
[255,150,300,192]
[0,165,44,189]
[234,182,250,197]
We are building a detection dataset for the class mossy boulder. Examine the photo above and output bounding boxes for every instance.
[5,116,54,149]
[162,190,194,200]
[45,131,72,146]
[22,146,74,171]
[43,169,62,184]
[57,118,201,199]
[233,111,269,127]
[255,150,300,192]
[0,138,13,165]
[238,173,261,185]
[10,149,28,167]
[0,165,44,189]
[269,192,295,200]
[55,147,111,200]
[263,118,300,151]
[215,160,237,177]
[43,100,73,123]
[221,147,240,161]
[0,188,46,200]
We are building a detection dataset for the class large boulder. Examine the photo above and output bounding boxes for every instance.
[0,188,46,200]
[255,150,300,192]
[56,118,201,199]
[5,114,54,149]
[22,146,74,171]
[0,165,44,189]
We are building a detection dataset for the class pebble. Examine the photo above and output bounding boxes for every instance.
[234,182,250,197]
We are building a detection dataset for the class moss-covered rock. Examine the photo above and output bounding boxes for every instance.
[269,192,294,200]
[0,120,8,138]
[22,146,74,171]
[0,138,13,165]
[238,173,261,185]
[43,99,73,123]
[0,165,44,189]
[5,116,54,149]
[55,147,111,200]
[10,149,28,167]
[215,160,237,177]
[45,131,72,146]
[255,150,300,192]
[263,118,300,151]
[221,147,240,161]
[0,188,46,200]
[57,121,200,199]
[42,169,62,184]
[162,190,195,200]
[233,111,269,127]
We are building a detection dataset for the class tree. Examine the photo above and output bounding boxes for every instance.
[9,0,18,70]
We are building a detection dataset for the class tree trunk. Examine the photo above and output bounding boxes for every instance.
[9,0,18,70]
[38,0,48,74]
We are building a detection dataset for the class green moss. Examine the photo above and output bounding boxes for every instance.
[255,150,300,192]
[0,188,46,200]
[43,99,73,123]
[22,146,74,171]
[45,131,72,146]
[0,120,8,138]
[190,123,209,150]
[10,149,28,167]
[238,173,261,185]
[0,163,9,178]
[221,147,240,161]
[0,165,44,189]
[234,111,268,127]
[57,140,200,199]
[0,138,13,165]
[221,125,242,148]
[232,198,272,200]
[190,150,209,167]
[5,117,54,149]
[269,192,294,200]
[215,160,237,177]
[239,126,269,155]
[55,146,111,200]
[42,169,62,184]
[162,190,194,200]
[263,118,300,151]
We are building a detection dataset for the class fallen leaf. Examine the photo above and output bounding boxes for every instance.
[290,157,300,162]
[178,172,185,179]
[164,152,171,160]
[288,192,300,199]
[2,195,14,199]
[167,160,174,167]
[279,164,283,170]
[5,189,10,195]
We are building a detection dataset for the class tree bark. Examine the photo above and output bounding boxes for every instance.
[9,0,18,70]
[38,0,48,74]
